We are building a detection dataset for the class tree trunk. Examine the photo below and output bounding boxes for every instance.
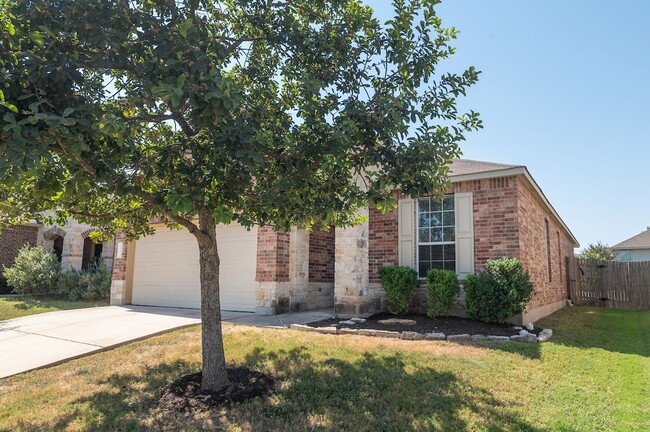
[195,209,230,392]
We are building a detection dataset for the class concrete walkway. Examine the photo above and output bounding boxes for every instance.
[0,305,333,378]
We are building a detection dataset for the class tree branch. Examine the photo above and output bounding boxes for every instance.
[132,189,207,241]
[56,137,97,176]
[54,138,207,242]
[69,208,140,219]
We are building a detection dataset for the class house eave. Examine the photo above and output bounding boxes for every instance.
[611,246,650,251]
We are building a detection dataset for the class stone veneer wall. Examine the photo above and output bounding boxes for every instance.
[37,219,115,272]
[110,232,129,305]
[0,225,39,268]
[335,208,384,316]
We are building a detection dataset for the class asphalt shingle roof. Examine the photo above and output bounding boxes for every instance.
[449,159,522,177]
[612,229,650,250]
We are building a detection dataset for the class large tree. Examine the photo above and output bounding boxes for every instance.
[0,0,481,391]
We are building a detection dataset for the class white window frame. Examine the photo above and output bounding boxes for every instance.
[416,195,456,279]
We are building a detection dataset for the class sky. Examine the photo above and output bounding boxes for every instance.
[366,0,650,250]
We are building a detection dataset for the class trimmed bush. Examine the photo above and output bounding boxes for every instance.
[464,257,534,323]
[3,245,60,294]
[57,261,111,301]
[425,269,459,318]
[378,266,418,315]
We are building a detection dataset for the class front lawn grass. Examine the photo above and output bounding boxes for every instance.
[0,306,647,431]
[0,295,108,321]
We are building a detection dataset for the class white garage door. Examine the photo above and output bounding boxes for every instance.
[131,224,258,312]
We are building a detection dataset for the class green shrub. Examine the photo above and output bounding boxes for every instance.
[3,245,60,294]
[425,269,459,318]
[464,257,534,323]
[57,261,111,301]
[0,274,14,294]
[378,266,418,315]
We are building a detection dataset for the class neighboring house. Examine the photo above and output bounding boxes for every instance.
[110,159,579,324]
[612,229,650,262]
[0,219,114,272]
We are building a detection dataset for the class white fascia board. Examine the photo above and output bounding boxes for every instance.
[449,167,526,183]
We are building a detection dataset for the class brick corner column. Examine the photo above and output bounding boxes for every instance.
[255,226,291,315]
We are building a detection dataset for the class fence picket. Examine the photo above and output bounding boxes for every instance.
[566,257,650,310]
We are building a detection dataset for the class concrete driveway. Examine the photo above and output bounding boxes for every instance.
[0,305,333,378]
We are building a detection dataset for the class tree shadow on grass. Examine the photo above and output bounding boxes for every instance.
[226,346,547,432]
[12,348,547,432]
[11,359,197,432]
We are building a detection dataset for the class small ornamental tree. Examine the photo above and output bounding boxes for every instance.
[577,242,615,261]
[0,0,481,391]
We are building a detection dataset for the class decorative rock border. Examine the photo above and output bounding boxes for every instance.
[289,324,554,344]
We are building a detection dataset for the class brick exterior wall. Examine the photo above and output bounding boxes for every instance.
[368,206,399,283]
[256,226,290,282]
[0,225,39,269]
[308,227,335,283]
[365,175,575,315]
[111,232,128,282]
[516,179,574,309]
[453,177,520,272]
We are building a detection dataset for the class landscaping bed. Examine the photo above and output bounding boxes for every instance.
[300,313,551,343]
[155,367,275,413]
[308,313,540,337]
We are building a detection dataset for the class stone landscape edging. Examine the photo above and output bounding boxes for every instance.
[290,324,553,344]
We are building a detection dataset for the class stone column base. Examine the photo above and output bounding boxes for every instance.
[110,280,125,306]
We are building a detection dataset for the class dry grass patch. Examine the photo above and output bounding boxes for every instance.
[0,307,647,431]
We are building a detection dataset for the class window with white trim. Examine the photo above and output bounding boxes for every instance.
[417,195,455,278]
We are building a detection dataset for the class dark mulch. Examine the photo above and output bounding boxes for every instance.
[308,313,542,337]
[155,367,275,413]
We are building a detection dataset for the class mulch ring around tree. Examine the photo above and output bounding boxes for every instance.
[308,313,542,337]
[155,367,275,413]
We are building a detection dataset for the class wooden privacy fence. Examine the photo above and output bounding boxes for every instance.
[566,257,650,310]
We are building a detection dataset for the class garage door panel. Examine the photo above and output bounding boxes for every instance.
[132,224,257,312]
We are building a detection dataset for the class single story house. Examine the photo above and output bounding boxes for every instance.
[110,159,579,323]
[0,219,114,273]
[612,229,650,262]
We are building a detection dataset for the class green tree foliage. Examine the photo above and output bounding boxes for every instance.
[578,242,615,261]
[378,266,419,315]
[0,0,481,390]
[464,258,534,323]
[425,269,458,318]
[3,245,61,294]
